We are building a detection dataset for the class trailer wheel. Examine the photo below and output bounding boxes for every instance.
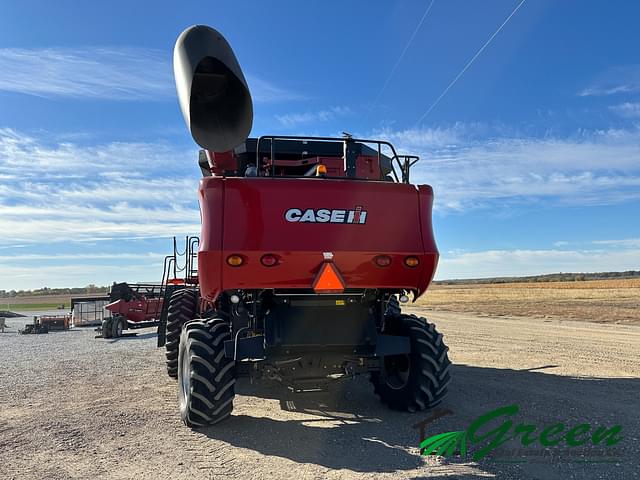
[111,317,125,338]
[102,318,113,339]
[178,318,235,428]
[371,314,451,412]
[165,289,197,378]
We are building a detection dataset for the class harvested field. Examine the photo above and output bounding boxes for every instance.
[0,294,100,311]
[0,294,72,305]
[0,295,71,312]
[0,303,67,311]
[420,279,640,324]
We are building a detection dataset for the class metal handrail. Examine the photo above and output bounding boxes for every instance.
[187,236,199,280]
[160,236,199,286]
[253,135,419,184]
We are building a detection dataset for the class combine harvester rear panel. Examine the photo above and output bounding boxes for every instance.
[159,25,451,427]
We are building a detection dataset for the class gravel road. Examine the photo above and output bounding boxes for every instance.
[1,309,638,479]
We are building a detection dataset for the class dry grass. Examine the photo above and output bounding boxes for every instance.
[419,279,640,324]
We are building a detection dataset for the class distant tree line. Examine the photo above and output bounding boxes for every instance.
[0,284,109,298]
[435,271,640,285]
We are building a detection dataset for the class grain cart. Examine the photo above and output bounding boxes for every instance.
[161,25,450,427]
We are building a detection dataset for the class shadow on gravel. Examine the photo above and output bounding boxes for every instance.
[200,364,639,478]
[199,378,425,473]
[108,332,157,343]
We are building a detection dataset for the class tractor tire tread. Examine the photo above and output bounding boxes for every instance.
[178,318,235,428]
[165,289,198,378]
[370,313,450,412]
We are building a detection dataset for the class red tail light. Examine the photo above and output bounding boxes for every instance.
[374,255,392,267]
[260,254,279,267]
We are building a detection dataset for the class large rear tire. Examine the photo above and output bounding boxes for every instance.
[178,318,236,428]
[371,314,451,412]
[165,289,197,378]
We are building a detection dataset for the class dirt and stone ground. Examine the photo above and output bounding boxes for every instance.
[1,309,639,479]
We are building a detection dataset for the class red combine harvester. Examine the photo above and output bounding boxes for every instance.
[100,282,164,338]
[159,25,451,427]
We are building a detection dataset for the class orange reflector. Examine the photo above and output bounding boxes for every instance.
[404,256,420,268]
[226,254,244,267]
[312,262,345,293]
[167,278,184,285]
[316,164,327,176]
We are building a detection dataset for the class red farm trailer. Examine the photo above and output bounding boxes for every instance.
[100,282,164,338]
[158,25,451,428]
[19,315,70,334]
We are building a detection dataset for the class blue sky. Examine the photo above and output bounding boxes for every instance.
[1,0,639,290]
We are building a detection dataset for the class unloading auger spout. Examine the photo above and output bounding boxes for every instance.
[173,25,253,152]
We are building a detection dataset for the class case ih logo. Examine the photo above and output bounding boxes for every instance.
[285,207,367,224]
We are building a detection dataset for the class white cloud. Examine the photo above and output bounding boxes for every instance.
[438,247,640,280]
[375,125,640,211]
[373,123,477,149]
[1,217,200,244]
[610,102,640,118]
[578,65,640,97]
[579,85,640,97]
[0,252,165,262]
[4,124,640,244]
[0,263,165,291]
[246,75,306,103]
[0,47,172,100]
[276,106,351,128]
[0,47,302,103]
[0,129,200,245]
[592,238,640,248]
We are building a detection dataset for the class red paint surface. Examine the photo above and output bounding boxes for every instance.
[198,177,439,301]
[105,298,164,323]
